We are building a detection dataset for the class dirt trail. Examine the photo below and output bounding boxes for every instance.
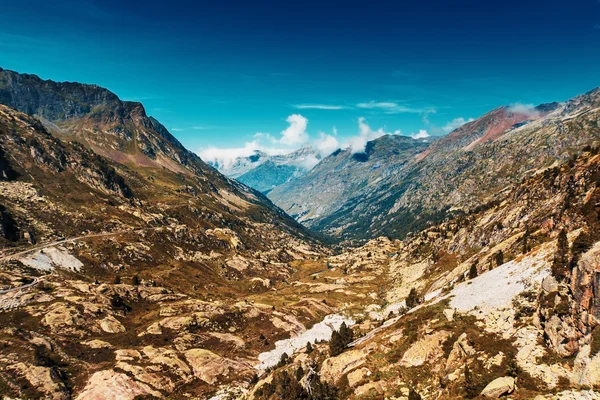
[0,228,156,263]
[0,278,39,295]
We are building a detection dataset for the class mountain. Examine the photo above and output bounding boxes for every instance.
[269,90,600,241]
[0,70,330,398]
[210,146,321,194]
[268,135,429,233]
[249,137,600,400]
[208,150,270,178]
[2,68,600,400]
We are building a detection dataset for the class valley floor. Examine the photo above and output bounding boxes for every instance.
[2,231,600,400]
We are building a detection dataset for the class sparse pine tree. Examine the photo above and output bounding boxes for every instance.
[464,364,479,399]
[468,262,478,279]
[276,352,289,368]
[131,274,140,286]
[339,322,353,345]
[113,275,121,284]
[406,287,420,309]
[306,341,313,353]
[295,365,304,382]
[329,330,344,356]
[408,387,422,400]
[495,250,504,267]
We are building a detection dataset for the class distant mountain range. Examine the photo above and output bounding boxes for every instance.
[208,146,321,194]
[269,90,600,241]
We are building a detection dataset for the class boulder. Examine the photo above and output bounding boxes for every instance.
[76,370,162,400]
[99,315,126,333]
[400,330,450,367]
[445,333,476,371]
[443,308,456,322]
[541,275,558,293]
[9,363,68,400]
[480,376,515,398]
[184,348,235,385]
[347,367,371,387]
[321,349,367,383]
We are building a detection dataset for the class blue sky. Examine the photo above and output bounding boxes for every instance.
[1,0,599,164]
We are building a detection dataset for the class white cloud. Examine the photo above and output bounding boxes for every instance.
[442,117,475,133]
[411,130,430,139]
[280,114,309,145]
[198,140,287,169]
[290,153,321,170]
[357,101,399,109]
[345,117,401,154]
[356,101,435,115]
[314,132,340,157]
[508,103,540,118]
[170,127,184,132]
[294,104,348,110]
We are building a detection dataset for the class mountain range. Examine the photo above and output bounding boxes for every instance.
[209,146,321,194]
[269,92,600,242]
[1,68,600,400]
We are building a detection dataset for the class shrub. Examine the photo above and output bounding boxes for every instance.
[495,250,504,267]
[468,262,478,279]
[306,341,313,353]
[131,275,140,286]
[408,387,422,400]
[406,288,420,309]
[590,326,600,357]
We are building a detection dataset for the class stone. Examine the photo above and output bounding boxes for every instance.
[542,275,559,293]
[400,331,450,367]
[81,339,112,349]
[480,376,515,398]
[443,308,455,322]
[354,381,384,397]
[347,367,371,387]
[99,315,126,333]
[76,370,162,400]
[115,349,141,361]
[184,348,231,385]
[321,349,367,383]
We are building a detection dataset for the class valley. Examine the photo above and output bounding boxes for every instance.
[0,68,599,400]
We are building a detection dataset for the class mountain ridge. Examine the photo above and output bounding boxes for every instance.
[268,87,600,242]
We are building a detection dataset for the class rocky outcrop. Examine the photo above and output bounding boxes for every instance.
[320,349,367,383]
[480,376,515,398]
[400,331,450,367]
[184,348,241,385]
[76,370,162,400]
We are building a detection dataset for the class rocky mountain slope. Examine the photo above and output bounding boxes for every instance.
[1,68,600,400]
[245,138,600,400]
[0,70,329,398]
[270,90,600,242]
[209,146,321,194]
[268,135,429,236]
